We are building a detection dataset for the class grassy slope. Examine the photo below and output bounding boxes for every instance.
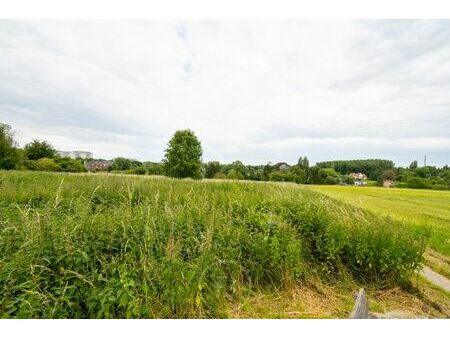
[309,185,450,256]
[0,171,446,318]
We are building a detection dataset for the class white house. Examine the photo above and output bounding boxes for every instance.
[349,172,367,186]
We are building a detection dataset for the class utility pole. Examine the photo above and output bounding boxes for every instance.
[424,155,427,167]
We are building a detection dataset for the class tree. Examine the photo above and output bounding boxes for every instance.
[298,156,309,170]
[111,157,132,171]
[24,140,56,161]
[55,157,85,172]
[226,169,243,180]
[325,176,337,185]
[380,169,396,182]
[0,123,22,169]
[163,129,203,179]
[409,160,418,170]
[35,158,60,171]
[205,161,221,178]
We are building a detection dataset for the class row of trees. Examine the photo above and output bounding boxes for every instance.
[2,123,449,190]
[1,123,86,172]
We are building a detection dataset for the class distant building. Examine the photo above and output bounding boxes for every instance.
[274,162,291,172]
[85,160,112,171]
[349,172,367,186]
[57,151,93,159]
[383,179,395,188]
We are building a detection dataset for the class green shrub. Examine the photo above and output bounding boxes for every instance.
[268,171,297,182]
[35,158,61,172]
[213,172,226,179]
[325,176,337,185]
[431,184,447,191]
[407,177,431,189]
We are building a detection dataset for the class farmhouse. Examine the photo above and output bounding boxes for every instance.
[85,160,112,171]
[349,172,367,186]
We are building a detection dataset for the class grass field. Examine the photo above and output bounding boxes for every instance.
[0,171,447,318]
[308,185,450,257]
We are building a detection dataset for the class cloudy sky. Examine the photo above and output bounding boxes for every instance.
[1,20,449,166]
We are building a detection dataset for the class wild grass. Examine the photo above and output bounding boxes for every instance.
[0,171,427,318]
[309,185,450,256]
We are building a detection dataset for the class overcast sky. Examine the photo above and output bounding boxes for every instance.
[1,20,449,166]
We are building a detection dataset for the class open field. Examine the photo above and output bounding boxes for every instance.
[308,185,450,257]
[0,171,448,318]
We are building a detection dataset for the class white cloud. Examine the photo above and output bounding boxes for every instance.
[1,20,449,166]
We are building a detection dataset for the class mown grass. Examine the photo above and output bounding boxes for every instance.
[309,185,450,256]
[0,171,427,318]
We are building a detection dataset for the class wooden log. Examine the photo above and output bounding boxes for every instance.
[350,288,369,319]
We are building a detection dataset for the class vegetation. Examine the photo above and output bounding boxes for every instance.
[316,159,395,180]
[0,123,22,170]
[309,185,450,256]
[1,122,448,190]
[24,140,56,161]
[0,171,427,318]
[163,129,203,179]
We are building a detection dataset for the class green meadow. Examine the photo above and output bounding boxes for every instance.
[309,185,450,256]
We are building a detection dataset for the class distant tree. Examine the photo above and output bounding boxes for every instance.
[263,163,274,180]
[143,162,164,175]
[409,160,418,170]
[132,166,146,175]
[55,157,85,172]
[407,177,431,189]
[230,161,248,178]
[163,129,203,179]
[226,169,243,180]
[325,176,337,185]
[205,161,221,178]
[380,169,396,182]
[111,157,132,171]
[316,159,394,180]
[290,165,307,184]
[35,158,60,172]
[298,156,309,170]
[24,140,56,161]
[318,168,338,182]
[0,123,22,169]
[213,172,226,179]
[268,171,297,183]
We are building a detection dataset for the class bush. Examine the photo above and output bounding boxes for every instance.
[213,172,226,179]
[132,166,146,175]
[268,171,297,182]
[226,169,244,180]
[431,184,447,191]
[35,158,61,172]
[407,177,431,189]
[55,158,85,172]
[325,176,337,185]
[283,198,427,286]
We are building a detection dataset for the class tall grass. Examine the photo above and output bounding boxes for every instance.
[0,171,427,318]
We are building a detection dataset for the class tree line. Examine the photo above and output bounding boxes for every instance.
[1,123,449,190]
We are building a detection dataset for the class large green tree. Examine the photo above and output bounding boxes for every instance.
[0,123,22,169]
[163,129,203,179]
[24,140,56,161]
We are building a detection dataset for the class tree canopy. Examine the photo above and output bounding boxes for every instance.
[163,129,203,179]
[24,140,56,161]
[0,123,22,169]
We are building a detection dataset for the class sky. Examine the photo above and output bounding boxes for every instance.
[1,20,449,167]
